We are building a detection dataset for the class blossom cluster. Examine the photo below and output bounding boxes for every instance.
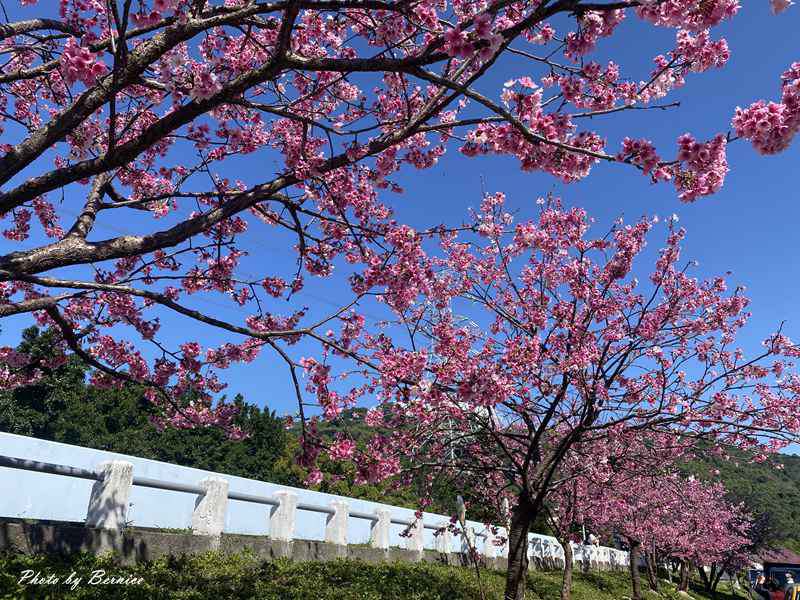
[672,133,729,202]
[443,13,503,61]
[733,62,800,154]
[60,38,106,86]
[636,0,739,31]
[565,10,624,59]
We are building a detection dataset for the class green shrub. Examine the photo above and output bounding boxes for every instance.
[0,551,744,600]
[1,552,489,600]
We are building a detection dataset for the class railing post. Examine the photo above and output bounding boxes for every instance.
[370,508,390,550]
[405,514,424,556]
[191,477,229,540]
[269,490,297,542]
[85,460,133,531]
[544,539,554,568]
[324,500,349,546]
[434,521,452,555]
[484,527,500,559]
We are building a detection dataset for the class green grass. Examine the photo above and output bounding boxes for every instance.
[0,551,749,600]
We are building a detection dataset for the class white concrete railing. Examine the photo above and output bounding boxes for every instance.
[0,432,628,567]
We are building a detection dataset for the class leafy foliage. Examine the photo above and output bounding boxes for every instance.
[0,327,297,487]
[689,447,800,554]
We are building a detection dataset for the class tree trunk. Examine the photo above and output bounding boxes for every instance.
[628,539,643,600]
[678,559,690,592]
[710,564,725,594]
[645,550,659,592]
[697,563,712,593]
[559,536,574,600]
[503,496,534,600]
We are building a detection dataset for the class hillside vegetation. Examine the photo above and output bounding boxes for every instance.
[690,448,800,553]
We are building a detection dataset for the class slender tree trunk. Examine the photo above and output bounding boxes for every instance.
[730,571,740,594]
[678,559,690,592]
[645,551,659,592]
[503,496,534,600]
[628,539,643,600]
[559,535,574,600]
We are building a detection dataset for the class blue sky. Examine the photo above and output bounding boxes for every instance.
[1,3,799,445]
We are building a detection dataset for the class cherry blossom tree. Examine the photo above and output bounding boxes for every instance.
[585,468,752,600]
[1,0,799,434]
[0,3,799,598]
[307,196,800,599]
[545,431,694,600]
[532,430,754,600]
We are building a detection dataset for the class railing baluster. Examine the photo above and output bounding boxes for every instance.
[85,460,133,531]
[191,477,229,541]
[370,508,390,550]
[434,520,452,555]
[405,514,424,556]
[269,490,297,542]
[484,527,501,559]
[324,500,348,546]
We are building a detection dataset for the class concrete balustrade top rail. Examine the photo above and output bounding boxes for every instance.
[0,432,628,566]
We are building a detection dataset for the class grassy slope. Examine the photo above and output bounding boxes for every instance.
[0,551,748,600]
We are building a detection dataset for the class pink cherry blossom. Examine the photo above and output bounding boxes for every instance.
[328,437,357,460]
[770,0,794,14]
[733,62,800,154]
[673,133,729,201]
[191,67,222,101]
[60,38,107,86]
[636,0,739,31]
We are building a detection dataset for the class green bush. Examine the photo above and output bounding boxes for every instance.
[2,552,483,600]
[0,551,744,600]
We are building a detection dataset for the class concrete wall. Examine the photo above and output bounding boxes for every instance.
[0,519,513,570]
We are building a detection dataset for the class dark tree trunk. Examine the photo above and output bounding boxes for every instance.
[645,550,659,592]
[710,564,726,593]
[628,539,643,600]
[503,496,534,600]
[698,563,713,592]
[559,535,574,600]
[678,560,690,592]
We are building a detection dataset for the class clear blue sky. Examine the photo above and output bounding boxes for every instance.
[1,3,798,442]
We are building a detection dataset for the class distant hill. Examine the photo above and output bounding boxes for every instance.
[690,448,800,554]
